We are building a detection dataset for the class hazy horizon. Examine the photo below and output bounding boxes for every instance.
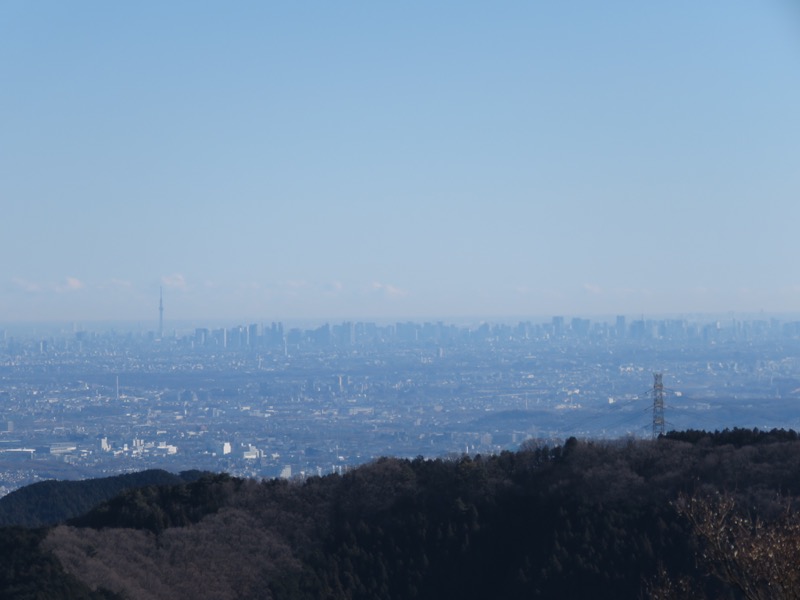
[4,311,800,338]
[3,2,800,322]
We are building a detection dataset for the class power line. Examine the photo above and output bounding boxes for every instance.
[652,373,665,439]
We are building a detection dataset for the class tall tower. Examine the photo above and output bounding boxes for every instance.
[652,373,665,439]
[159,287,164,340]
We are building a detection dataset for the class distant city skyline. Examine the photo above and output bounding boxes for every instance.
[6,311,800,341]
[2,2,800,322]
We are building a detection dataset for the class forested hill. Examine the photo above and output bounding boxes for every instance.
[0,469,206,528]
[5,429,800,599]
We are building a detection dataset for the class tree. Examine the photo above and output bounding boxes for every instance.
[669,491,800,599]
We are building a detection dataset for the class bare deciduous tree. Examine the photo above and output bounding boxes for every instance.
[666,492,800,600]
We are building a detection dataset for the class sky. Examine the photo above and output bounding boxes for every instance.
[2,1,800,325]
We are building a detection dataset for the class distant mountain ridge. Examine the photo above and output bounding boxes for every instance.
[0,469,206,528]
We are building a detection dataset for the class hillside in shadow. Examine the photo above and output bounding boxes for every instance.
[4,429,800,599]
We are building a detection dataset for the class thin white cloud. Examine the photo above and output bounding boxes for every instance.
[56,277,84,292]
[11,277,42,292]
[583,283,603,295]
[161,274,188,290]
[323,281,344,295]
[238,281,263,292]
[11,277,84,293]
[284,279,309,290]
[370,282,408,298]
[263,279,310,298]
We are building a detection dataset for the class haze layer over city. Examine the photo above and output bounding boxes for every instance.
[2,3,800,494]
[3,313,800,496]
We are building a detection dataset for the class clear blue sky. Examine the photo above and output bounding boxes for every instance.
[2,1,800,324]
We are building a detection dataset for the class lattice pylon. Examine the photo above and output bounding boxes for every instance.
[652,373,665,439]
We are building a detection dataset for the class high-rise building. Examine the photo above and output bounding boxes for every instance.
[615,315,626,339]
[552,316,565,338]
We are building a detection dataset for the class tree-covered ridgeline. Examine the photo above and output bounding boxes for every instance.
[4,428,800,599]
[0,469,208,528]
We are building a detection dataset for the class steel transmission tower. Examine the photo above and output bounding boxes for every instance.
[652,373,665,438]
